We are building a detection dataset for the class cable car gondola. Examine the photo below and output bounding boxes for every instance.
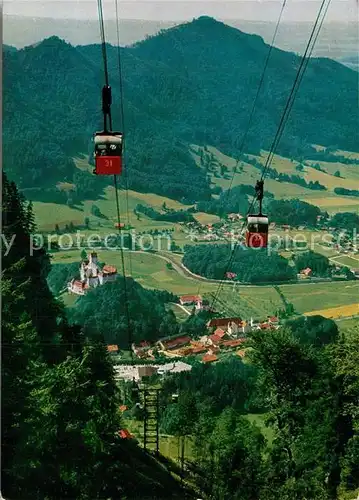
[245,180,269,248]
[93,84,123,176]
[94,131,123,175]
[246,214,269,248]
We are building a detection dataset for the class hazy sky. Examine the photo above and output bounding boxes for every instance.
[3,0,358,22]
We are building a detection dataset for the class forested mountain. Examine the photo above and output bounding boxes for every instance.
[3,16,358,203]
[1,173,191,499]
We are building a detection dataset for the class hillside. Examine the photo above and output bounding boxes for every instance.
[3,17,358,204]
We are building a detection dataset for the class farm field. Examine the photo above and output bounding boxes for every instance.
[279,281,359,314]
[192,145,359,214]
[329,255,359,269]
[53,249,359,319]
[305,303,358,320]
[337,318,359,331]
[33,186,196,248]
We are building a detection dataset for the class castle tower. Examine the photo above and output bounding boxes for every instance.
[89,251,98,265]
[80,262,86,281]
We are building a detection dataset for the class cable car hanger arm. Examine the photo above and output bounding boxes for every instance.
[255,180,264,215]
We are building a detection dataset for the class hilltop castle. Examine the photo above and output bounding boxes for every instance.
[67,251,118,295]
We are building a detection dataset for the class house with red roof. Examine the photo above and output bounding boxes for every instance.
[207,317,243,337]
[225,272,237,280]
[209,334,223,345]
[300,267,312,278]
[222,339,246,349]
[202,353,218,364]
[192,345,207,355]
[268,316,279,324]
[156,335,191,351]
[179,294,203,310]
[118,429,133,439]
[107,344,119,353]
[67,279,89,295]
[214,328,227,339]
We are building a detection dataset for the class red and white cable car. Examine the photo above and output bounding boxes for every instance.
[246,214,269,248]
[245,180,269,248]
[94,131,123,175]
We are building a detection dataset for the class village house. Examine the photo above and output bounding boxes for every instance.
[225,272,237,280]
[107,345,119,354]
[118,429,133,439]
[113,361,192,382]
[208,334,223,346]
[299,267,312,278]
[179,294,203,310]
[207,317,243,335]
[67,251,118,295]
[222,339,246,349]
[132,341,152,359]
[156,335,191,352]
[202,353,218,364]
[250,318,262,330]
[267,316,279,325]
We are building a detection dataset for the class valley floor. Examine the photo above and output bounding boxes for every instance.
[54,249,359,319]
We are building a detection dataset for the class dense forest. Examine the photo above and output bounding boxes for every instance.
[3,16,358,205]
[330,212,359,231]
[135,203,196,222]
[1,173,191,499]
[266,198,323,226]
[183,244,296,283]
[157,316,359,499]
[197,188,324,227]
[294,250,332,276]
[68,277,179,347]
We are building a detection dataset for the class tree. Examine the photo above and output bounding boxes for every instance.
[80,249,87,261]
[294,250,331,277]
[1,173,189,499]
[55,223,60,234]
[334,170,341,177]
[84,217,90,229]
[249,325,356,500]
[287,315,338,347]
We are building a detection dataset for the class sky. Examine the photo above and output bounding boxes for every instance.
[3,0,358,22]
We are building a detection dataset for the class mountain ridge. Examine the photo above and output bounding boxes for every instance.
[3,17,358,203]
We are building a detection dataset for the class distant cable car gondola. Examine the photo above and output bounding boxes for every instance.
[246,180,269,248]
[93,84,123,176]
[94,131,123,175]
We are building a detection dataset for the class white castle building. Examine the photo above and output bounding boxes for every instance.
[67,251,118,295]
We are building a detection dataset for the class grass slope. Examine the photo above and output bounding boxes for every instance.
[192,145,359,214]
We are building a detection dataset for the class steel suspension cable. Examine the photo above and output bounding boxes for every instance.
[115,0,133,278]
[209,0,331,314]
[194,0,287,303]
[97,0,133,361]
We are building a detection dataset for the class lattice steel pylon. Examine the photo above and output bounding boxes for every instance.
[140,386,161,455]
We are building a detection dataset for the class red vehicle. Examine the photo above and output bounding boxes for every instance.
[246,215,269,248]
[94,131,123,175]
